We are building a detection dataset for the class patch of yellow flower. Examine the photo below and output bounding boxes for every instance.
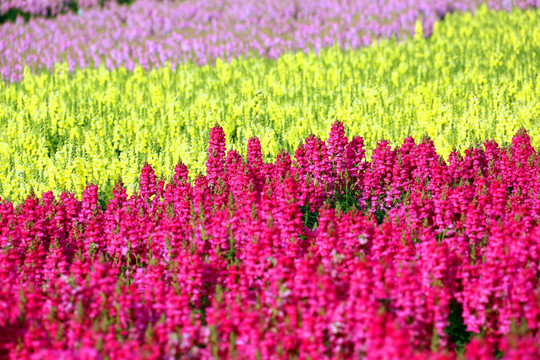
[0,6,539,202]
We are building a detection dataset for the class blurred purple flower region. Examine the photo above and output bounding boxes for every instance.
[1,0,538,82]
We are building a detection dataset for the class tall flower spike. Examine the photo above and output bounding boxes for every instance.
[247,137,263,169]
[140,163,157,199]
[206,124,227,185]
[327,121,348,177]
[80,184,99,221]
[174,162,189,184]
[343,135,366,183]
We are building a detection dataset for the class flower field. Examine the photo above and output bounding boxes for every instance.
[1,1,540,359]
[2,6,540,203]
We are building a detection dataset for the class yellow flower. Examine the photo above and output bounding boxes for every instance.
[0,9,539,203]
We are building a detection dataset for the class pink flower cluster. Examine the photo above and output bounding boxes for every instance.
[0,0,113,17]
[1,0,67,17]
[1,122,540,358]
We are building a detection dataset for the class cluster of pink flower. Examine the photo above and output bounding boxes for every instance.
[1,122,540,358]
[0,0,105,17]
